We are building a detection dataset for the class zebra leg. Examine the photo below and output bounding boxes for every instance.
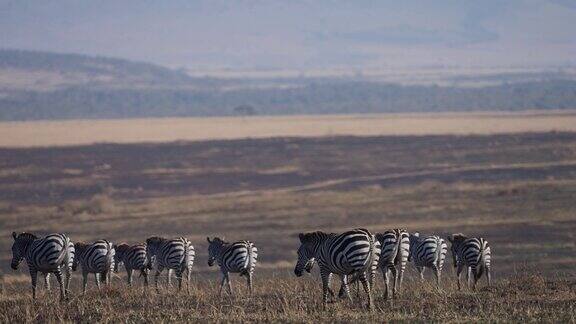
[126,268,133,286]
[225,273,233,296]
[359,272,373,311]
[417,267,425,281]
[340,275,352,303]
[186,267,191,293]
[64,266,71,296]
[382,267,390,299]
[82,271,88,294]
[487,267,492,287]
[391,266,399,298]
[320,270,332,309]
[218,274,227,297]
[398,268,405,294]
[154,267,163,293]
[247,272,253,296]
[167,269,172,287]
[176,268,183,292]
[54,269,65,301]
[471,266,478,291]
[466,267,472,289]
[43,273,50,291]
[456,263,464,290]
[29,269,38,299]
[142,269,149,288]
[432,265,441,288]
[95,273,101,290]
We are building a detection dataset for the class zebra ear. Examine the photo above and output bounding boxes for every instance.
[298,233,305,242]
[12,232,17,240]
[206,237,211,243]
[447,235,454,243]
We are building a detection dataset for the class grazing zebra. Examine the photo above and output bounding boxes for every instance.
[448,234,492,290]
[114,243,152,287]
[347,229,409,299]
[146,236,195,293]
[206,237,258,296]
[375,229,410,298]
[294,228,380,309]
[72,240,115,293]
[10,232,75,300]
[408,233,447,287]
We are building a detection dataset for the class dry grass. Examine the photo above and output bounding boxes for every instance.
[1,132,576,321]
[0,273,575,322]
[2,112,576,147]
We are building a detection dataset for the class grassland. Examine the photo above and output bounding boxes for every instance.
[0,131,575,322]
[1,274,575,322]
[2,111,576,147]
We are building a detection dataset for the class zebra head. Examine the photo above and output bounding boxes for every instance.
[206,237,227,267]
[10,232,37,270]
[294,231,329,277]
[448,233,467,268]
[114,243,130,272]
[145,236,165,264]
[407,232,420,262]
[72,242,89,271]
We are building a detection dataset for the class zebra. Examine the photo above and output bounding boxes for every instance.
[447,233,492,290]
[10,232,75,300]
[408,232,447,287]
[114,243,152,287]
[72,240,115,293]
[375,228,410,298]
[146,236,195,293]
[347,229,409,299]
[294,228,380,310]
[206,237,258,296]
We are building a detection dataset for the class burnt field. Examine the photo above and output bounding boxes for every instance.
[1,132,575,278]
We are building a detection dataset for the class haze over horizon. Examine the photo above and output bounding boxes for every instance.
[1,0,575,70]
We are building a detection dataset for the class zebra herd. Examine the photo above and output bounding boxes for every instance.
[10,228,491,309]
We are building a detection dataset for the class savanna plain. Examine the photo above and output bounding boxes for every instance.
[0,115,575,322]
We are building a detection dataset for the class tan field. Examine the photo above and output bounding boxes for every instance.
[2,111,576,147]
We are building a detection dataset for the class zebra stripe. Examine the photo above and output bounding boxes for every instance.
[146,236,195,292]
[375,228,410,298]
[408,232,447,287]
[73,240,115,293]
[10,232,75,300]
[207,237,258,296]
[114,243,152,287]
[448,234,492,290]
[294,228,380,309]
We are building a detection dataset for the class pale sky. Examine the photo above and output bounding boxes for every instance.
[1,0,575,69]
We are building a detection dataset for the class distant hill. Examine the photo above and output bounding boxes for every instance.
[0,49,575,121]
[0,49,193,91]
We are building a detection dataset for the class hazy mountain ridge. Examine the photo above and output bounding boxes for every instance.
[0,49,193,90]
[0,49,575,121]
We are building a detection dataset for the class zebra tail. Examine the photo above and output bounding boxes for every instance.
[106,242,115,272]
[242,242,257,277]
[56,235,72,269]
[183,238,194,269]
[475,239,487,280]
[435,237,443,269]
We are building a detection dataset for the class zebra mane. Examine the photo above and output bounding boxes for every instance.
[13,232,38,241]
[448,233,468,244]
[115,243,131,252]
[210,237,228,245]
[299,231,334,243]
[146,236,167,245]
[74,242,90,254]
